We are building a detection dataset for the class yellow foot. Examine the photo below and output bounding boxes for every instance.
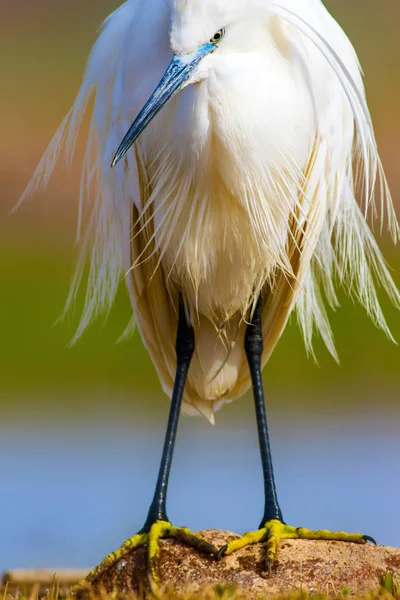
[76,520,219,589]
[218,519,376,574]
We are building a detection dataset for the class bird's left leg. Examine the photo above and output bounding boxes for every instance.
[218,295,375,573]
[78,302,219,589]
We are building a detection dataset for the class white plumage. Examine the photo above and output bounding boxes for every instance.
[23,0,399,422]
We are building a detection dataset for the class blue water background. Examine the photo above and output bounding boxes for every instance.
[1,396,399,572]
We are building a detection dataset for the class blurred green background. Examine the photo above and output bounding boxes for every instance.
[0,0,399,572]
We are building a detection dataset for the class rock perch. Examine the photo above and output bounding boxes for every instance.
[90,529,400,596]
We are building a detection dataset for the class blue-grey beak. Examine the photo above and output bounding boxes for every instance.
[111,43,215,167]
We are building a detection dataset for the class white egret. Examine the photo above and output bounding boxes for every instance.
[23,0,399,585]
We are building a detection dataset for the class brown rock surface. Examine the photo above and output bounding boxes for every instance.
[91,529,400,596]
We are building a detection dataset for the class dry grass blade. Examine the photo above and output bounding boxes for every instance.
[1,577,400,600]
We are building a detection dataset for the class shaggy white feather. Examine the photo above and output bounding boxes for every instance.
[21,0,399,419]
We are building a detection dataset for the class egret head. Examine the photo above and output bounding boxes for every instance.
[111,0,272,166]
[169,0,271,53]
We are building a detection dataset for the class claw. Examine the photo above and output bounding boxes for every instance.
[217,544,228,560]
[170,526,220,558]
[362,534,378,545]
[266,557,274,576]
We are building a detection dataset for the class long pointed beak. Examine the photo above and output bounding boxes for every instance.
[111,43,214,167]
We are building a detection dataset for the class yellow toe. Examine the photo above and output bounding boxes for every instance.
[219,519,370,574]
[76,520,218,589]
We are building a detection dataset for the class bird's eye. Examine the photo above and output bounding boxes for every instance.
[210,28,225,44]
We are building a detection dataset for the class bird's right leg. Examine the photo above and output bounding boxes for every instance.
[77,302,218,589]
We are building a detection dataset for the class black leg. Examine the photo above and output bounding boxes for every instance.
[141,301,195,532]
[245,294,284,526]
[217,295,373,569]
[82,301,220,587]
